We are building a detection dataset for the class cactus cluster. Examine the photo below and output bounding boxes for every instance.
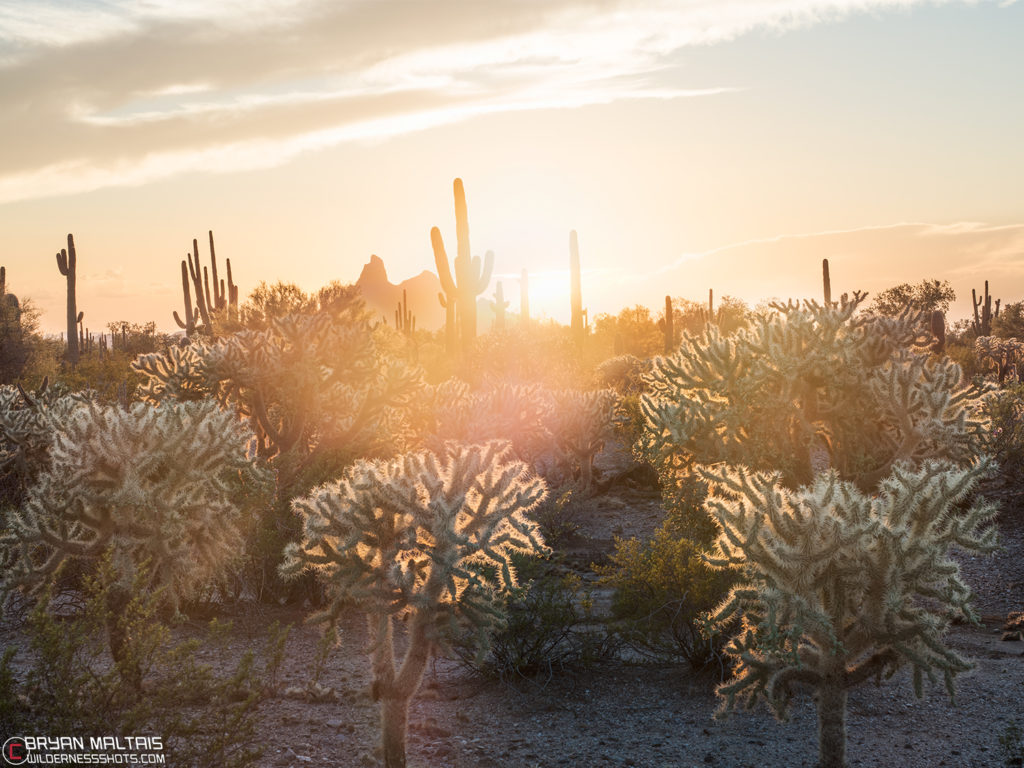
[423,380,617,489]
[173,231,239,337]
[281,441,547,768]
[1,399,267,622]
[975,335,1023,383]
[971,280,1000,337]
[640,295,987,491]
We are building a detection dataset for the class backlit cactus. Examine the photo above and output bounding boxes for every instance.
[55,234,81,365]
[281,442,547,768]
[432,178,494,354]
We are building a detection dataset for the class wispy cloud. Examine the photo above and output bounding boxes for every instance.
[0,0,989,203]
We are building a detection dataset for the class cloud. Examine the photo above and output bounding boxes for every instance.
[0,0,989,202]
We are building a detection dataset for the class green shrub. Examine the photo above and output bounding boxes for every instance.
[0,561,265,768]
[597,506,733,670]
[457,554,612,681]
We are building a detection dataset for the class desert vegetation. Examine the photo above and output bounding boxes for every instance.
[0,179,1021,768]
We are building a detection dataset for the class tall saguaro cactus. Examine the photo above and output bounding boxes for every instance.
[971,280,1000,337]
[569,230,587,350]
[661,295,675,353]
[520,268,530,327]
[490,281,508,332]
[822,258,832,305]
[431,178,494,355]
[55,234,81,365]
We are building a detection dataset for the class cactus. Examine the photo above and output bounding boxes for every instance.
[55,234,81,365]
[281,442,547,768]
[394,289,415,337]
[520,268,530,327]
[0,399,269,682]
[660,295,675,353]
[972,280,1000,336]
[569,230,587,350]
[975,335,1023,383]
[822,258,832,305]
[705,461,997,768]
[431,178,493,354]
[930,309,946,355]
[549,388,617,489]
[489,281,508,332]
[0,266,27,384]
[437,291,456,354]
[174,231,237,336]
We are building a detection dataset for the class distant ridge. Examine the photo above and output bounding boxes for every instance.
[355,254,445,330]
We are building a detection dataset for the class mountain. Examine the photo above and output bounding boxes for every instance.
[355,255,445,331]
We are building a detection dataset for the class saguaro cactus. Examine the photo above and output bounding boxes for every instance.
[437,291,456,354]
[971,280,1000,337]
[490,281,508,332]
[431,178,494,354]
[569,230,587,350]
[281,442,547,768]
[520,268,530,327]
[822,258,832,305]
[174,231,238,336]
[55,234,81,365]
[661,295,675,353]
[394,289,415,337]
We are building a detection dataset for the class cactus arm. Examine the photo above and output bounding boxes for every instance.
[187,240,212,332]
[431,228,457,297]
[474,250,494,292]
[208,231,222,309]
[453,178,470,264]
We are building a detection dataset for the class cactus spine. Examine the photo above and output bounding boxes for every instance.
[490,281,508,332]
[55,234,81,365]
[971,280,1000,337]
[520,268,530,327]
[822,258,832,305]
[431,178,494,355]
[569,230,586,350]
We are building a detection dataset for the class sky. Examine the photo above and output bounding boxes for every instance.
[1,0,1022,334]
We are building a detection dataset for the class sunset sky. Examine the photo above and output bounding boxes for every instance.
[2,0,1022,333]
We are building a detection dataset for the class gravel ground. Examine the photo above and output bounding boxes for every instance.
[3,470,1021,768]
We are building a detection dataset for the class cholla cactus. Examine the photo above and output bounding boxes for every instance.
[1,400,267,648]
[641,296,988,491]
[975,335,1023,383]
[548,388,617,489]
[426,380,552,464]
[133,299,423,460]
[704,460,998,768]
[280,442,547,768]
[0,385,85,503]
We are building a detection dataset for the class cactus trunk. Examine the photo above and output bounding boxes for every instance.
[816,680,848,768]
[663,295,674,353]
[822,258,832,305]
[431,178,493,355]
[56,234,80,365]
[570,230,586,350]
[520,268,530,327]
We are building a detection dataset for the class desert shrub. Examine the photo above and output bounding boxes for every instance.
[597,504,733,670]
[978,383,1024,509]
[460,554,611,680]
[0,561,263,768]
[1001,722,1024,768]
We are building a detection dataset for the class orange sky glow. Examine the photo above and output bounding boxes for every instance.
[1,0,1022,333]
